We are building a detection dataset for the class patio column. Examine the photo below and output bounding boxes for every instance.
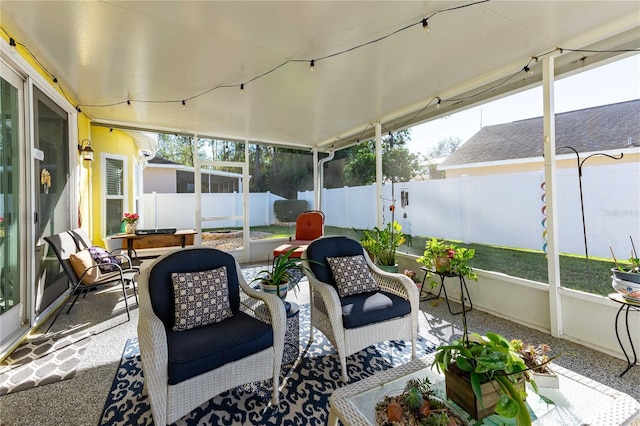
[312,147,319,210]
[542,56,562,337]
[375,122,383,227]
[193,135,202,245]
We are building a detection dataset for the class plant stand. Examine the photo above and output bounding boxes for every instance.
[419,266,473,315]
[608,292,640,377]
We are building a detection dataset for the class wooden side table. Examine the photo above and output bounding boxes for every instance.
[419,267,472,315]
[608,292,640,377]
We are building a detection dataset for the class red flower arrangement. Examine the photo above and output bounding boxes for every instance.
[123,213,139,224]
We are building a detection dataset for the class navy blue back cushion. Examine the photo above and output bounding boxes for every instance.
[306,236,364,288]
[149,248,241,328]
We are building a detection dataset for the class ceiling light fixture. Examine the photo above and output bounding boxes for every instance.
[78,139,94,162]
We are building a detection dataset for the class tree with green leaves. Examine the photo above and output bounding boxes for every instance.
[424,136,463,180]
[343,129,421,186]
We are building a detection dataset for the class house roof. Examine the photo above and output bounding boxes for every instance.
[1,2,638,152]
[146,157,243,178]
[441,99,640,167]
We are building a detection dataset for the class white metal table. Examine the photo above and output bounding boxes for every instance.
[329,355,640,426]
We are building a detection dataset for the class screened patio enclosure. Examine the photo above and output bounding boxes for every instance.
[0,1,638,362]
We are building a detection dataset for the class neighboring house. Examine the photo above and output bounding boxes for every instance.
[144,157,242,194]
[440,99,640,178]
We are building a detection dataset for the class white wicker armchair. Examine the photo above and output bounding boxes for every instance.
[137,247,286,426]
[301,236,419,382]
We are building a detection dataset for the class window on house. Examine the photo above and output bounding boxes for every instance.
[104,156,127,236]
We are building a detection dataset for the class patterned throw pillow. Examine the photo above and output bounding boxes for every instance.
[171,266,233,332]
[88,246,122,273]
[326,255,379,297]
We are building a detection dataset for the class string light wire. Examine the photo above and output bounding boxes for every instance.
[1,4,637,129]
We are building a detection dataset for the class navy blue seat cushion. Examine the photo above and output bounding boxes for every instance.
[340,290,411,329]
[166,310,274,385]
[306,236,364,290]
[148,248,241,328]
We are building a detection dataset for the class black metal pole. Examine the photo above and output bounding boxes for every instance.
[556,146,623,288]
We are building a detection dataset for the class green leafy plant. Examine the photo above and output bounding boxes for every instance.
[417,238,477,287]
[360,221,405,266]
[432,331,534,425]
[251,248,319,298]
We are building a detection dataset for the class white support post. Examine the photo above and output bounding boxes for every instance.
[193,135,202,245]
[243,141,250,261]
[375,122,383,228]
[542,56,562,337]
[312,147,319,210]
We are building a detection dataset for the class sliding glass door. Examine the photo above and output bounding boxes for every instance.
[0,67,24,341]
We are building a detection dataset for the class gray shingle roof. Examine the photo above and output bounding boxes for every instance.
[441,99,640,166]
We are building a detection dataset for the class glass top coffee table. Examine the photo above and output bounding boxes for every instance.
[329,355,640,426]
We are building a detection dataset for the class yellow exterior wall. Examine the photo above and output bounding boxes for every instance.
[1,35,140,247]
[89,126,139,246]
[444,152,639,178]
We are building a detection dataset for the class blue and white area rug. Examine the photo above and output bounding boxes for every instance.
[99,305,434,425]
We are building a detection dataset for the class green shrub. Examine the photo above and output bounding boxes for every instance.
[274,200,308,222]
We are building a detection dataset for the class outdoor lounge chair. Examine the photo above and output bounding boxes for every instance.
[272,210,325,260]
[301,235,419,382]
[43,228,139,332]
[137,247,286,425]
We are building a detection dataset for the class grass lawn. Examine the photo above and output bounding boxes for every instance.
[216,225,618,297]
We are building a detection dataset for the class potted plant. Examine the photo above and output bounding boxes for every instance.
[375,377,468,425]
[122,212,139,234]
[360,221,405,272]
[511,339,559,389]
[252,248,313,303]
[611,239,640,301]
[432,331,535,425]
[416,238,478,287]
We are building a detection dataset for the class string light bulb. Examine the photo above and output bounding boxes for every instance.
[127,100,131,106]
[523,65,532,74]
[9,37,17,52]
[422,19,430,33]
[436,97,442,109]
[181,100,186,110]
[309,60,315,72]
[240,84,244,94]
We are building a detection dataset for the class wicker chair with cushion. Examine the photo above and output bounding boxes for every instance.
[301,235,419,382]
[137,247,287,426]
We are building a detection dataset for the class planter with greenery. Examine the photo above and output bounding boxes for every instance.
[611,239,640,301]
[252,248,322,307]
[375,377,468,425]
[511,340,559,389]
[432,331,535,424]
[252,248,309,302]
[416,238,478,288]
[360,221,405,272]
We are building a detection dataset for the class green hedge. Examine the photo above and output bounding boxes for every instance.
[274,200,308,222]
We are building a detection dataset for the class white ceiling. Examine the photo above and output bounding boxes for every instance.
[1,1,638,151]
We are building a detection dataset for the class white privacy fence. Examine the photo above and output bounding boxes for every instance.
[143,162,638,259]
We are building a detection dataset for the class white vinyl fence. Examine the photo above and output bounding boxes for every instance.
[143,162,639,259]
